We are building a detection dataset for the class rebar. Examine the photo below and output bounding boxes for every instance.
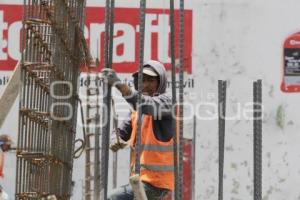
[135,0,147,175]
[112,150,118,189]
[100,0,115,199]
[192,115,196,200]
[178,0,185,199]
[16,0,86,199]
[218,80,227,200]
[169,0,179,199]
[112,99,119,189]
[253,80,262,200]
[94,74,101,200]
[84,72,100,200]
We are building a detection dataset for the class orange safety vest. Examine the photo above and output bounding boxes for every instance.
[130,111,174,190]
[0,152,4,178]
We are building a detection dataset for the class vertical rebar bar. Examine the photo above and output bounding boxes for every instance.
[85,73,92,200]
[218,80,227,200]
[178,0,185,199]
[253,80,262,200]
[112,152,118,189]
[192,115,196,200]
[100,0,115,199]
[135,0,146,176]
[169,0,179,199]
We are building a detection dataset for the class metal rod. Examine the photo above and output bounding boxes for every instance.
[112,98,119,189]
[169,0,180,199]
[100,0,115,199]
[253,80,262,200]
[85,73,92,200]
[135,0,147,175]
[218,80,227,200]
[178,0,185,199]
[192,115,196,200]
[112,152,118,189]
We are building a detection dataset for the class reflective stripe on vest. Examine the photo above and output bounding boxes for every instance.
[130,112,175,190]
[141,144,173,152]
[141,164,174,172]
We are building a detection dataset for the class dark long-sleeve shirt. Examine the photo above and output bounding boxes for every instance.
[118,91,174,142]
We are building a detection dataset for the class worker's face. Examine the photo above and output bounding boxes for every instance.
[142,74,159,96]
[1,144,10,152]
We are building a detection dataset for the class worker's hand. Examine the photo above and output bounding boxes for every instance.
[110,140,128,152]
[101,68,121,86]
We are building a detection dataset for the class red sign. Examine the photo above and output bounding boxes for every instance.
[0,5,23,71]
[182,139,193,200]
[0,5,192,73]
[281,32,300,92]
[163,139,193,200]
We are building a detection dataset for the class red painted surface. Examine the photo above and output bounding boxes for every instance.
[183,139,192,200]
[0,5,193,73]
[163,139,193,200]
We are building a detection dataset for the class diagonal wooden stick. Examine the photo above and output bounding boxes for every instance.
[129,174,148,200]
[0,61,20,129]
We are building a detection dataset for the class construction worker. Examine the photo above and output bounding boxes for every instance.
[0,134,12,200]
[102,60,174,200]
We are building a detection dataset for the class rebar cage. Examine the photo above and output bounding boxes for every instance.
[16,0,86,199]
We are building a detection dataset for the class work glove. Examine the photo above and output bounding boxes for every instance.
[101,68,121,86]
[110,140,128,152]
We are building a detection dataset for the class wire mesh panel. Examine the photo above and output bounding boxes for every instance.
[16,0,86,199]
